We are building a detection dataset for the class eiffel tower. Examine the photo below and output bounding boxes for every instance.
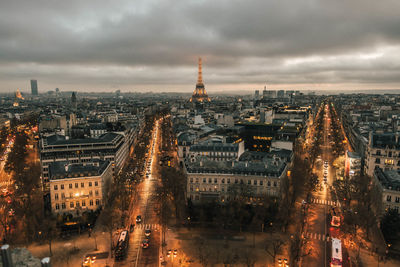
[190,57,210,103]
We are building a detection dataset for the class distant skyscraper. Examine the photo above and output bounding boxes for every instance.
[71,92,77,110]
[190,57,210,103]
[277,90,285,98]
[254,90,260,100]
[30,79,38,95]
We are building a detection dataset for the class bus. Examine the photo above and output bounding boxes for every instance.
[331,238,342,267]
[115,230,129,261]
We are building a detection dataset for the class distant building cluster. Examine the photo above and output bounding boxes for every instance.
[171,87,315,203]
[336,94,400,214]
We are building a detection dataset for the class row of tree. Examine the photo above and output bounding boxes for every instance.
[1,130,46,244]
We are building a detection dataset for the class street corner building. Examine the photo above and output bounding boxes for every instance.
[48,159,112,216]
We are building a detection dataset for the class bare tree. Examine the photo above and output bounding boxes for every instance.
[265,238,284,264]
[242,248,257,267]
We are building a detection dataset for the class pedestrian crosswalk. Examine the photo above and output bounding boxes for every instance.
[0,181,12,188]
[310,198,341,207]
[302,231,331,242]
[134,223,160,230]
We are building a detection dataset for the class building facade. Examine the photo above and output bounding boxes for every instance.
[49,160,112,216]
[364,132,400,177]
[345,151,361,177]
[188,139,245,162]
[40,132,128,189]
[185,155,288,203]
[373,168,400,214]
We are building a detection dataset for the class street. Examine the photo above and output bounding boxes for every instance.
[301,103,348,267]
[115,118,162,267]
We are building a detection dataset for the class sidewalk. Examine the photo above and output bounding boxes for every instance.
[28,231,112,266]
[162,226,289,267]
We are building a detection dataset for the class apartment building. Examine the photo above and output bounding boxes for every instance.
[374,167,400,214]
[49,160,112,216]
[185,154,289,203]
[364,132,400,177]
[40,132,128,189]
[188,138,245,162]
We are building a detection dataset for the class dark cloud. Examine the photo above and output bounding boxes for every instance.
[0,0,400,92]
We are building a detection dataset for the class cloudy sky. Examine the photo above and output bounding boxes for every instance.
[1,0,400,93]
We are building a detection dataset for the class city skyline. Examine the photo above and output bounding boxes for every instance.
[1,0,400,93]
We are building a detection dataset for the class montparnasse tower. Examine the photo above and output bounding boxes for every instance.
[190,57,210,103]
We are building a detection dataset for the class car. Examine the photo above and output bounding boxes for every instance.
[136,215,142,223]
[167,249,172,257]
[141,240,149,249]
[173,249,177,257]
[278,258,282,266]
[331,215,341,227]
[144,229,151,237]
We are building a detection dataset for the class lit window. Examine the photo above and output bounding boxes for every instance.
[385,159,394,165]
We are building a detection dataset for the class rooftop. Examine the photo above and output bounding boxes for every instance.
[371,132,400,149]
[375,168,400,191]
[48,160,111,180]
[190,139,238,152]
[185,156,287,177]
[44,132,122,146]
